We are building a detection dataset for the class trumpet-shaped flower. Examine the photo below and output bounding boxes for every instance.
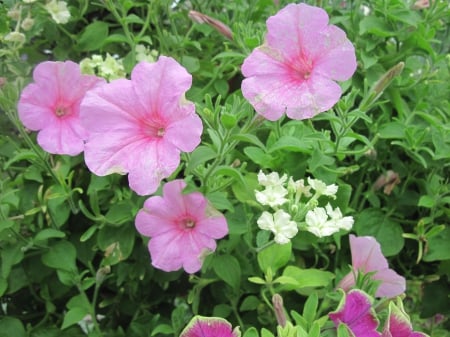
[81,57,203,195]
[180,316,241,337]
[307,177,338,198]
[241,3,357,121]
[135,180,228,273]
[18,61,105,155]
[257,210,298,244]
[338,235,406,298]
[45,0,71,24]
[382,301,428,337]
[329,290,381,337]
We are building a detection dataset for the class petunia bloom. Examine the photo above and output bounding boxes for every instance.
[241,3,357,121]
[382,301,428,337]
[135,179,228,273]
[305,204,353,238]
[81,56,203,195]
[18,61,105,155]
[180,316,240,337]
[257,210,298,244]
[338,235,406,298]
[329,289,381,337]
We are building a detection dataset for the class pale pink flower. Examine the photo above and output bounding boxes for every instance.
[338,235,406,298]
[241,3,357,121]
[18,61,105,155]
[81,56,202,195]
[135,179,228,273]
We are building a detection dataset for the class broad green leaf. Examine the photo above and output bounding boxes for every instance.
[77,21,109,51]
[240,295,260,311]
[303,293,318,325]
[34,228,66,242]
[213,255,241,290]
[0,317,26,337]
[185,145,217,173]
[423,227,450,262]
[41,240,77,272]
[243,327,259,337]
[61,307,89,329]
[354,209,404,256]
[281,266,334,291]
[257,242,292,274]
[1,244,24,278]
[151,324,173,336]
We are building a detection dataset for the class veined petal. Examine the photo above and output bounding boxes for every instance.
[180,316,241,337]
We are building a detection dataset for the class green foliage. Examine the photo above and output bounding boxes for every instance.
[0,0,449,336]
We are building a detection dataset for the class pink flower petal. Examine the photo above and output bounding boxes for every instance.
[382,302,428,337]
[329,290,381,337]
[265,4,329,59]
[241,3,356,121]
[165,110,203,152]
[180,316,240,337]
[373,269,406,298]
[18,61,104,155]
[349,234,389,271]
[135,180,228,273]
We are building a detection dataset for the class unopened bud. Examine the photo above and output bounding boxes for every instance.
[412,0,429,10]
[21,17,35,31]
[4,32,26,44]
[272,294,287,327]
[7,9,21,21]
[96,265,111,283]
[188,10,233,40]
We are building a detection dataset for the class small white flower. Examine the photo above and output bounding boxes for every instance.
[255,185,288,208]
[257,170,287,187]
[257,210,298,244]
[325,204,354,231]
[288,177,312,197]
[45,0,71,24]
[305,204,353,238]
[307,177,338,198]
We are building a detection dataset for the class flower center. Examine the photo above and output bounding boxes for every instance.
[157,127,165,137]
[182,218,196,229]
[55,106,68,117]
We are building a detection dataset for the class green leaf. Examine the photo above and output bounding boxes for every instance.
[281,266,334,291]
[303,293,318,325]
[418,195,435,208]
[257,242,292,274]
[77,21,109,51]
[61,307,89,329]
[240,295,260,311]
[1,244,24,278]
[97,225,135,265]
[151,324,173,336]
[41,240,77,272]
[213,255,241,290]
[185,145,217,173]
[359,16,394,37]
[105,201,133,226]
[181,55,200,73]
[261,328,274,337]
[354,209,404,256]
[0,317,26,337]
[423,227,450,262]
[243,327,259,337]
[34,228,66,242]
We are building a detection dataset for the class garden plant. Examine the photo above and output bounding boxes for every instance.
[0,0,449,336]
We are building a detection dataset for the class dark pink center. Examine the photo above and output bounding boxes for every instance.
[180,218,196,230]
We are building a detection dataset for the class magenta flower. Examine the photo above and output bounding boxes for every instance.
[135,179,228,273]
[338,235,406,298]
[18,61,105,155]
[241,3,357,121]
[382,301,428,337]
[180,316,241,337]
[80,56,202,195]
[329,289,381,337]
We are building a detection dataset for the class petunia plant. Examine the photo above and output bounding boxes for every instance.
[0,0,448,337]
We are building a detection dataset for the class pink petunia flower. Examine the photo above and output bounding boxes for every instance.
[329,289,381,337]
[180,316,240,337]
[382,301,428,337]
[338,234,406,298]
[241,3,357,121]
[135,179,228,273]
[80,56,203,195]
[18,61,105,155]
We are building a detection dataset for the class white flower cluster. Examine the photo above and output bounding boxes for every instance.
[255,171,353,243]
[80,54,126,81]
[45,0,71,24]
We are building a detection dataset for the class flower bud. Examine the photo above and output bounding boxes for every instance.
[188,10,233,40]
[21,17,35,31]
[4,32,26,44]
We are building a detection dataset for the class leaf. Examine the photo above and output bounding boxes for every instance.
[257,242,292,274]
[41,240,77,272]
[423,227,450,262]
[185,145,217,173]
[0,317,26,337]
[1,244,24,278]
[213,255,241,290]
[281,266,334,291]
[61,307,89,329]
[243,327,259,337]
[240,295,260,311]
[34,228,66,242]
[151,324,174,336]
[354,209,404,256]
[77,21,109,51]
